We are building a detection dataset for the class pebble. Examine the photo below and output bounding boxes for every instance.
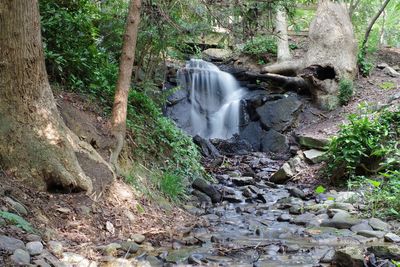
[26,241,43,255]
[0,235,25,253]
[384,233,400,243]
[10,249,30,265]
[131,233,146,244]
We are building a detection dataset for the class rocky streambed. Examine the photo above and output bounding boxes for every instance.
[153,152,400,267]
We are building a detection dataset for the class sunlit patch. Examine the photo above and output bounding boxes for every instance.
[37,123,61,145]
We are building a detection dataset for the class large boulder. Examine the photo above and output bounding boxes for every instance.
[261,130,289,154]
[239,122,264,150]
[256,95,302,132]
[202,48,232,62]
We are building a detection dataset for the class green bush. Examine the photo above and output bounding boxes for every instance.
[243,36,277,56]
[338,79,354,105]
[357,51,374,77]
[327,106,400,181]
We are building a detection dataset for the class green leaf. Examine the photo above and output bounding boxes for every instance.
[367,179,381,188]
[315,185,326,194]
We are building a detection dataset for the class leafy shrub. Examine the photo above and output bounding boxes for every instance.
[357,51,374,77]
[243,36,277,56]
[327,106,400,181]
[158,172,187,202]
[338,79,354,105]
[0,211,35,233]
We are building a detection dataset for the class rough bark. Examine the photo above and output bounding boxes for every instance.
[261,0,358,110]
[0,1,114,193]
[275,8,291,63]
[361,0,391,56]
[110,0,142,169]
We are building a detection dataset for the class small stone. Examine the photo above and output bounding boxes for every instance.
[357,230,386,239]
[288,187,306,199]
[350,222,373,233]
[293,213,316,226]
[286,244,300,253]
[4,197,28,215]
[33,259,51,267]
[231,177,255,186]
[10,249,30,266]
[106,221,115,234]
[131,233,145,244]
[270,163,293,184]
[26,241,43,255]
[369,218,390,231]
[335,246,364,267]
[48,241,63,257]
[100,243,122,256]
[320,249,335,263]
[303,149,326,164]
[320,212,360,229]
[26,234,42,242]
[383,66,400,77]
[297,134,329,150]
[289,205,302,215]
[384,232,400,243]
[120,241,139,253]
[0,235,25,253]
[277,214,291,222]
[188,254,203,265]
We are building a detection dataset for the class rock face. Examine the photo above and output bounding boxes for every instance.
[256,96,302,132]
[202,48,232,62]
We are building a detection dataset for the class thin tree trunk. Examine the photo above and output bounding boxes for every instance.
[0,0,114,193]
[110,0,142,169]
[361,0,391,56]
[275,8,291,62]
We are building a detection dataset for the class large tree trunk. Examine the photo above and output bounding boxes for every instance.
[0,1,114,193]
[261,0,358,110]
[110,0,142,169]
[275,8,291,63]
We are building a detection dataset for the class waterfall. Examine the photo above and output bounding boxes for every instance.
[178,59,247,139]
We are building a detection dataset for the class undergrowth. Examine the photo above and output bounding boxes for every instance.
[338,79,354,105]
[326,105,400,218]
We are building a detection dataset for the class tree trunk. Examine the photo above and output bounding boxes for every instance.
[110,0,142,169]
[261,0,358,110]
[0,1,114,193]
[361,0,391,57]
[275,8,291,63]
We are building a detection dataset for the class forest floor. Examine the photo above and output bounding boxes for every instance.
[0,48,399,266]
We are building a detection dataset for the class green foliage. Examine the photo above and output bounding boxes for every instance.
[338,79,354,105]
[379,82,396,90]
[315,185,326,194]
[125,90,204,201]
[243,36,277,57]
[0,211,35,233]
[327,106,400,181]
[357,51,374,77]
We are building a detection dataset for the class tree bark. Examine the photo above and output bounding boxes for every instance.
[275,8,291,63]
[110,0,142,169]
[0,0,114,193]
[361,0,391,56]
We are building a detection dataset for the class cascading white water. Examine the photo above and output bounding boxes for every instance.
[178,59,247,139]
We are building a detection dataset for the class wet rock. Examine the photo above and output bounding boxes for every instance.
[231,176,255,186]
[270,163,293,184]
[369,218,390,231]
[350,222,373,233]
[289,205,303,215]
[239,122,264,150]
[385,233,400,243]
[131,234,146,244]
[26,234,42,242]
[328,202,355,212]
[256,95,302,132]
[303,149,326,163]
[327,209,349,218]
[4,197,28,215]
[286,244,300,253]
[192,190,212,205]
[188,254,204,265]
[223,193,244,203]
[368,245,400,260]
[212,136,253,155]
[26,241,43,256]
[261,130,289,154]
[321,212,360,229]
[277,214,292,222]
[334,191,358,203]
[335,246,364,267]
[10,249,30,266]
[192,178,221,203]
[320,249,335,263]
[288,187,306,199]
[0,235,25,253]
[293,213,316,226]
[193,135,221,158]
[99,243,122,256]
[297,134,329,150]
[357,230,386,239]
[48,241,63,257]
